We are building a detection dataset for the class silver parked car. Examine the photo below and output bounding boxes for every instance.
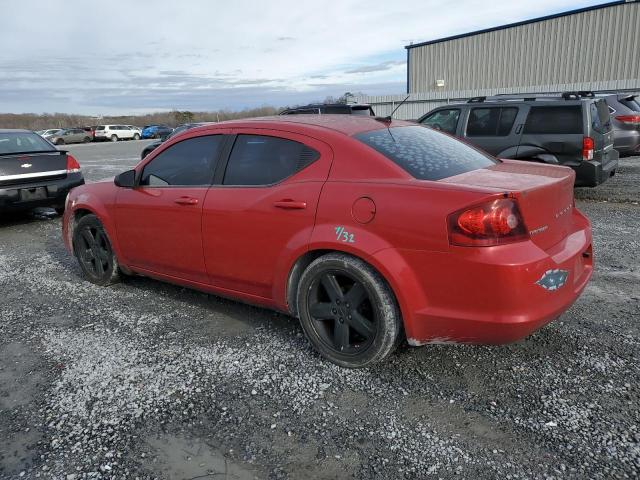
[599,93,640,156]
[46,128,92,145]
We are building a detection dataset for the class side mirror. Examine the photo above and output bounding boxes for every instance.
[114,169,136,188]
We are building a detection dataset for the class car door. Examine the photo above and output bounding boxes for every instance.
[463,106,521,156]
[202,129,333,299]
[115,132,228,284]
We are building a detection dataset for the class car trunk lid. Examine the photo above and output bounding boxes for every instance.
[0,151,68,187]
[441,160,576,250]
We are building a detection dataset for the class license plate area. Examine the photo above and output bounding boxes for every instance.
[20,187,48,201]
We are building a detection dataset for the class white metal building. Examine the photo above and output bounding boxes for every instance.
[356,0,640,119]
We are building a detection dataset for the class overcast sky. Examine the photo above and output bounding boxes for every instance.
[0,0,602,115]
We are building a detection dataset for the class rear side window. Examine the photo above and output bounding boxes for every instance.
[223,135,319,186]
[323,106,350,114]
[467,107,517,136]
[351,107,374,116]
[96,126,105,130]
[420,108,461,135]
[356,125,496,181]
[524,106,582,134]
[140,135,223,186]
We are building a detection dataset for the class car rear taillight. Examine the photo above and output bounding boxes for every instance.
[448,198,528,247]
[66,154,81,173]
[582,137,594,161]
[615,114,640,126]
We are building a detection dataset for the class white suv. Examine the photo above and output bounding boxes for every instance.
[94,125,140,142]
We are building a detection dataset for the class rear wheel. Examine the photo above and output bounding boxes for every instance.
[83,136,91,143]
[56,139,64,145]
[73,214,120,286]
[110,135,118,142]
[297,253,402,368]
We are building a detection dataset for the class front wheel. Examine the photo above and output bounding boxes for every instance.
[110,135,118,142]
[133,133,140,140]
[297,253,402,368]
[73,214,121,286]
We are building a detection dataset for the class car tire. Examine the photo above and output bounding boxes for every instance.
[110,135,118,142]
[133,133,140,140]
[56,139,64,145]
[73,214,121,286]
[83,136,91,143]
[296,253,402,368]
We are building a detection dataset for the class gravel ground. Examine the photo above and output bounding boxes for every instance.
[0,143,638,479]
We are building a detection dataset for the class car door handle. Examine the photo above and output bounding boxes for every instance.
[515,123,523,134]
[274,200,307,210]
[174,196,199,205]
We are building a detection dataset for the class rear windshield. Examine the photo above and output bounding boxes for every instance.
[524,106,583,134]
[355,125,496,181]
[351,106,374,116]
[0,132,56,155]
[620,96,640,112]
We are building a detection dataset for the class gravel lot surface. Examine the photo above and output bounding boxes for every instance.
[1,142,638,479]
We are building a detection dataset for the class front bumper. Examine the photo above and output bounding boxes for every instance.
[380,210,593,345]
[0,172,85,212]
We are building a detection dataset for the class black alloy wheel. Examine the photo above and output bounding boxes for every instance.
[297,253,402,368]
[73,214,120,285]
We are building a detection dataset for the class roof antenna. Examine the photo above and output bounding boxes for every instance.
[380,95,410,122]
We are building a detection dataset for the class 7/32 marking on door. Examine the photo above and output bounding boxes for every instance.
[335,226,355,243]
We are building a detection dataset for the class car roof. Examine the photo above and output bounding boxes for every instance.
[207,115,410,136]
[0,129,35,133]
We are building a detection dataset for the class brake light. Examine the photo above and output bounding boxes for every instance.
[615,114,640,126]
[582,137,594,161]
[448,198,528,247]
[66,154,81,173]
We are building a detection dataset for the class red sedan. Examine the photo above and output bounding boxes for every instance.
[62,116,593,367]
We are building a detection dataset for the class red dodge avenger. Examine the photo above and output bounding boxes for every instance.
[62,115,593,367]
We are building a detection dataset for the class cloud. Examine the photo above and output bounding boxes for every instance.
[346,60,406,74]
[0,0,601,114]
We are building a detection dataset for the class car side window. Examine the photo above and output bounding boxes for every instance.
[420,109,460,134]
[140,135,223,187]
[223,135,319,186]
[467,107,518,136]
[523,106,582,134]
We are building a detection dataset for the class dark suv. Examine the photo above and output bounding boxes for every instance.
[418,92,618,187]
[280,103,375,116]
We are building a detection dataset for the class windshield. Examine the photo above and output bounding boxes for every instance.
[355,125,497,181]
[0,132,56,155]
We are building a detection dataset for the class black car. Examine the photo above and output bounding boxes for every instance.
[0,130,84,214]
[140,122,208,159]
[280,103,375,116]
[598,93,640,156]
[417,92,618,187]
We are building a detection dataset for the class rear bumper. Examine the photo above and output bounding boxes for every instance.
[573,149,619,187]
[0,173,85,212]
[378,210,593,345]
[613,129,640,155]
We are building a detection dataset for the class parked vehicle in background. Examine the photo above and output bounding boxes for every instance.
[46,128,92,145]
[598,93,640,156]
[280,103,375,116]
[36,129,62,137]
[417,92,618,187]
[81,126,97,141]
[127,125,142,135]
[0,130,84,214]
[141,125,173,140]
[140,122,208,159]
[63,115,592,367]
[94,125,141,142]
